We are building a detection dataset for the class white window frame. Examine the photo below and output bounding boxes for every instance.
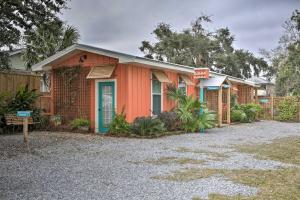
[151,73,163,116]
[94,79,117,133]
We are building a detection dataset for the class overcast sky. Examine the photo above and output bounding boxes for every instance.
[61,0,299,57]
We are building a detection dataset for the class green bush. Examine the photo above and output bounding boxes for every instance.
[231,109,247,122]
[7,85,39,112]
[198,109,216,130]
[0,86,41,133]
[131,117,165,137]
[278,97,298,121]
[70,118,90,129]
[167,85,216,132]
[233,103,262,123]
[109,111,131,136]
[157,111,181,131]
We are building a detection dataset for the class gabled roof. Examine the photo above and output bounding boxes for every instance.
[31,43,258,87]
[210,71,259,87]
[31,43,194,73]
[247,76,274,85]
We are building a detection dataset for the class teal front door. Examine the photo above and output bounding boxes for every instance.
[98,81,115,133]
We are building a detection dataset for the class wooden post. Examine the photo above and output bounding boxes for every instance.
[254,88,258,104]
[270,96,274,120]
[227,88,231,124]
[23,117,29,143]
[298,101,300,122]
[50,71,54,115]
[218,87,223,127]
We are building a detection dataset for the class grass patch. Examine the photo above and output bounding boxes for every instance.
[152,168,220,182]
[237,137,300,165]
[175,137,300,200]
[203,168,300,200]
[146,156,205,165]
[159,167,300,199]
[175,147,229,161]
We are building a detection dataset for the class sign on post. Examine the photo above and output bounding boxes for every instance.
[194,68,210,133]
[17,111,32,143]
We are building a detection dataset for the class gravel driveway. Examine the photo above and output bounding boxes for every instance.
[0,121,299,200]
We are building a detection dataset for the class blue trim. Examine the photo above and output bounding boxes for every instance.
[222,84,230,88]
[260,99,269,103]
[98,81,115,133]
[207,86,220,90]
[199,84,205,133]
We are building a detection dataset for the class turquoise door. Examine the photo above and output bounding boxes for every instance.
[98,81,115,133]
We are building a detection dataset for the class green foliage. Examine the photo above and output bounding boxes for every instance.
[167,86,216,132]
[23,21,80,69]
[7,85,39,113]
[109,111,131,136]
[140,16,269,79]
[262,10,300,95]
[70,118,90,129]
[275,44,300,96]
[232,103,262,123]
[230,109,247,122]
[198,109,216,130]
[278,97,298,121]
[230,94,238,108]
[157,111,181,131]
[0,93,10,132]
[0,0,67,69]
[0,86,41,133]
[131,117,165,137]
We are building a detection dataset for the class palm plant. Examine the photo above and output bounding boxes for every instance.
[167,85,216,132]
[8,85,39,112]
[23,21,80,69]
[197,109,216,129]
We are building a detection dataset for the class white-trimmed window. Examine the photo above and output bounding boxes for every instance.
[178,76,187,95]
[152,74,162,115]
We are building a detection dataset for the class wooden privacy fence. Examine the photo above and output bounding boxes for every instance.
[258,96,300,122]
[0,71,41,94]
[0,71,51,115]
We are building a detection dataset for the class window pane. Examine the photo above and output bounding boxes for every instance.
[102,85,113,127]
[153,94,161,115]
[152,79,161,94]
[178,77,186,95]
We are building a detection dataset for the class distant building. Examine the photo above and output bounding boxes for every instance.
[7,49,28,71]
[247,76,275,97]
[4,49,48,93]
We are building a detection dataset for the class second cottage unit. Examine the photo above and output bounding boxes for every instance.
[32,44,259,133]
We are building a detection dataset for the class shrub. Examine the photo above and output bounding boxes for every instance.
[70,118,90,129]
[167,86,215,132]
[278,97,298,121]
[157,111,181,131]
[231,109,247,122]
[131,117,165,137]
[198,109,216,130]
[233,103,262,122]
[109,111,131,136]
[0,86,41,133]
[7,85,39,113]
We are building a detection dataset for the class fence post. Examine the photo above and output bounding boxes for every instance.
[218,87,223,127]
[298,101,300,122]
[270,96,274,120]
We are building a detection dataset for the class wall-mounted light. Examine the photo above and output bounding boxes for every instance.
[79,55,87,63]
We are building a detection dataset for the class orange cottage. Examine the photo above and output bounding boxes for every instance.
[32,44,259,133]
